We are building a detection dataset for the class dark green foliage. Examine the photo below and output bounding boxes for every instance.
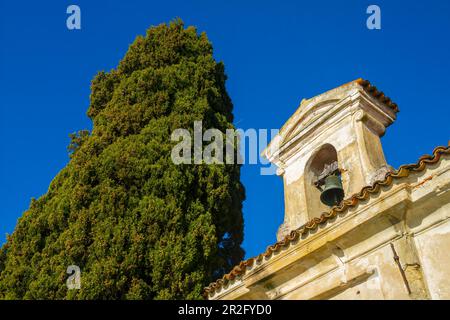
[0,20,244,299]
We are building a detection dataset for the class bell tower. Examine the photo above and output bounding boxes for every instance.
[263,79,398,240]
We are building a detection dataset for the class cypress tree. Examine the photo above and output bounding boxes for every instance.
[0,20,245,299]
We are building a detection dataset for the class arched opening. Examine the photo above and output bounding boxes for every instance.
[304,144,343,219]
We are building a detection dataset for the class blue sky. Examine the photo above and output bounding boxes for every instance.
[1,0,449,259]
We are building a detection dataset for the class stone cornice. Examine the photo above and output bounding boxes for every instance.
[263,80,397,168]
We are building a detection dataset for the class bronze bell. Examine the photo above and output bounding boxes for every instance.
[320,175,344,207]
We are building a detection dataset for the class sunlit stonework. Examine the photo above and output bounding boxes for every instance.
[205,79,450,300]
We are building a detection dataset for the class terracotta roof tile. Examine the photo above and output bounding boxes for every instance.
[355,78,399,113]
[204,143,450,298]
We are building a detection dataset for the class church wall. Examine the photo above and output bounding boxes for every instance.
[414,215,450,299]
